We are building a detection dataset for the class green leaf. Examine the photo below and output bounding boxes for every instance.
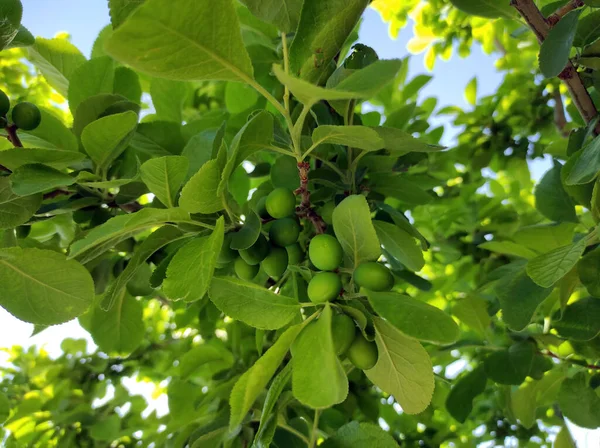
[0,247,94,325]
[578,246,600,296]
[209,277,300,330]
[539,10,582,78]
[240,0,302,32]
[225,82,259,115]
[106,0,254,82]
[103,226,185,310]
[90,291,144,356]
[449,0,517,18]
[0,178,42,230]
[526,238,586,288]
[452,296,491,338]
[464,77,477,106]
[478,241,538,259]
[179,159,224,214]
[230,324,304,429]
[445,366,487,423]
[163,217,224,302]
[69,208,190,263]
[372,126,444,154]
[365,317,434,414]
[513,223,576,254]
[90,414,120,441]
[113,66,142,103]
[22,107,78,152]
[366,291,459,344]
[68,56,115,114]
[535,162,578,222]
[181,131,216,181]
[179,342,234,380]
[109,0,145,28]
[271,156,300,190]
[28,37,87,98]
[373,220,424,271]
[10,164,75,196]
[81,111,139,173]
[320,421,399,448]
[484,341,535,385]
[140,156,189,207]
[291,305,348,409]
[553,297,600,340]
[370,174,433,206]
[565,135,600,185]
[0,391,10,424]
[273,60,402,105]
[72,93,130,137]
[495,268,553,331]
[231,210,261,250]
[5,25,35,50]
[332,195,381,267]
[311,126,385,151]
[574,10,600,47]
[0,0,22,51]
[150,78,190,123]
[0,148,85,171]
[557,372,600,428]
[554,425,576,448]
[290,0,369,82]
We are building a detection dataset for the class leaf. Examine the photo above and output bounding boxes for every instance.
[578,246,600,296]
[179,343,234,380]
[557,372,600,428]
[81,111,139,173]
[163,217,224,302]
[273,60,402,105]
[208,277,300,330]
[150,78,190,123]
[113,66,142,103]
[513,223,576,254]
[332,195,381,267]
[539,10,582,78]
[231,210,261,250]
[27,37,87,98]
[90,291,144,356]
[225,81,259,115]
[373,220,424,271]
[565,135,600,185]
[106,0,254,82]
[69,208,190,263]
[511,380,537,429]
[535,162,578,223]
[554,425,576,448]
[449,0,517,18]
[464,77,477,106]
[526,238,586,288]
[291,305,348,409]
[290,0,369,82]
[370,174,433,206]
[0,247,94,325]
[311,126,385,151]
[0,0,22,51]
[0,178,42,230]
[484,341,535,385]
[366,291,459,344]
[553,297,600,340]
[495,268,553,331]
[109,0,145,28]
[0,391,10,424]
[365,318,434,414]
[478,241,538,259]
[68,56,115,113]
[574,10,600,47]
[22,107,79,152]
[72,93,129,137]
[0,148,85,171]
[445,366,487,423]
[103,226,185,310]
[140,156,189,207]
[240,0,302,32]
[230,324,304,429]
[10,164,75,196]
[5,25,34,50]
[372,126,444,154]
[320,421,399,448]
[452,296,490,338]
[179,159,224,214]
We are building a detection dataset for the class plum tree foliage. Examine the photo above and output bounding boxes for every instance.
[1,0,600,446]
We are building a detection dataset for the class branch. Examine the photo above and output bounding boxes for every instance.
[5,124,22,147]
[511,0,600,135]
[540,350,600,370]
[547,0,584,26]
[553,91,570,137]
[294,162,326,234]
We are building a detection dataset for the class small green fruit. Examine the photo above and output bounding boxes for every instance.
[309,234,343,271]
[286,243,304,265]
[0,90,10,117]
[346,333,378,370]
[261,246,289,278]
[235,257,260,280]
[353,262,394,292]
[218,233,238,264]
[12,102,41,130]
[269,217,300,247]
[307,272,342,303]
[332,313,356,355]
[265,187,296,218]
[239,234,269,265]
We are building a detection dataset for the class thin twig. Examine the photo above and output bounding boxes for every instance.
[294,162,326,234]
[540,350,600,370]
[43,189,72,200]
[5,124,22,147]
[511,0,600,135]
[547,0,584,26]
[309,409,321,448]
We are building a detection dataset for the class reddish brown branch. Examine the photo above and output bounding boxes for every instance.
[511,0,600,135]
[541,350,600,370]
[5,124,22,147]
[547,0,584,26]
[294,162,326,234]
[43,189,72,200]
